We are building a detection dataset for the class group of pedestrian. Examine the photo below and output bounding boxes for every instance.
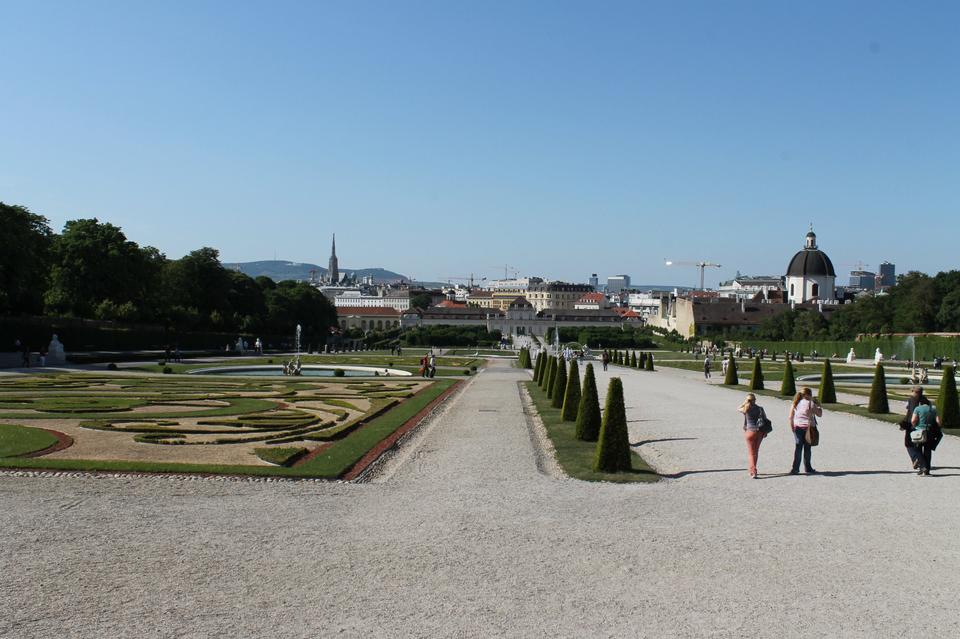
[389,345,403,356]
[419,350,436,378]
[739,385,942,478]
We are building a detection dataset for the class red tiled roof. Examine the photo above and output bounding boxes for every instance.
[437,300,467,308]
[577,292,605,303]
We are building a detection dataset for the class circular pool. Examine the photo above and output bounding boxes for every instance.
[796,373,939,386]
[188,365,412,377]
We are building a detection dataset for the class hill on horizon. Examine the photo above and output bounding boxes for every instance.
[228,260,410,284]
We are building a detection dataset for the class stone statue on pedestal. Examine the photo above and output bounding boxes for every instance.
[47,334,66,365]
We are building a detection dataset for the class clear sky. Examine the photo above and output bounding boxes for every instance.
[1,1,957,288]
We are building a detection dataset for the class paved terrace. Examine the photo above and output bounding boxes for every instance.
[2,359,958,637]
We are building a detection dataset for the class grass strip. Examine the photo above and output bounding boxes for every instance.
[524,382,658,483]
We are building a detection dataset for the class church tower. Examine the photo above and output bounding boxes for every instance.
[328,234,339,284]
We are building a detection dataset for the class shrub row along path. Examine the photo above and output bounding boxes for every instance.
[2,359,960,638]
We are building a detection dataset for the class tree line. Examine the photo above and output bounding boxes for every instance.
[1,202,337,342]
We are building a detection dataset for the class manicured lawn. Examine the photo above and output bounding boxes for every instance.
[0,373,457,479]
[525,382,658,483]
[132,353,480,375]
[0,424,59,457]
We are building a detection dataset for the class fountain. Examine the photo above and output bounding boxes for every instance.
[283,324,302,376]
[895,335,916,363]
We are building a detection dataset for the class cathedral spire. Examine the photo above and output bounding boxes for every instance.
[328,233,339,284]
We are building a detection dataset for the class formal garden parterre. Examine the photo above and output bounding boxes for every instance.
[0,372,458,478]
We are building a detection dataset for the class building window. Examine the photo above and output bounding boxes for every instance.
[812,283,819,298]
[790,284,794,297]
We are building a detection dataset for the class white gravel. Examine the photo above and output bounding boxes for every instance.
[2,359,959,638]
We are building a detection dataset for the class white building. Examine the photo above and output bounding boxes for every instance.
[785,228,836,303]
[332,288,410,311]
[718,274,784,301]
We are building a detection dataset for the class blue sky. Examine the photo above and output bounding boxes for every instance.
[1,1,957,287]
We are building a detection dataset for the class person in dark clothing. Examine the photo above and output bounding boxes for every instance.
[901,387,943,473]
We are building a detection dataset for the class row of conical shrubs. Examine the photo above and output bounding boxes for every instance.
[602,349,655,371]
[715,355,960,425]
[533,356,632,472]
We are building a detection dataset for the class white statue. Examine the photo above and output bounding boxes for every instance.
[846,348,856,364]
[874,347,883,365]
[47,334,66,365]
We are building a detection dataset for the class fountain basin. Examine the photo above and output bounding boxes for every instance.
[796,373,940,386]
[188,365,412,377]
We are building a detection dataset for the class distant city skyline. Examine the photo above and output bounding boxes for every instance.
[2,2,957,285]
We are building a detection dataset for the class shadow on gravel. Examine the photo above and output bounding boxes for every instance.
[757,469,918,478]
[631,437,697,447]
[661,468,743,479]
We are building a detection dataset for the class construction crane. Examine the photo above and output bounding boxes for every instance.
[441,274,486,288]
[492,265,520,279]
[664,258,722,291]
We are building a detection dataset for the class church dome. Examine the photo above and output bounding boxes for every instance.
[786,229,835,277]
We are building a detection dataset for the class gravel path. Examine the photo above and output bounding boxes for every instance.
[2,360,960,638]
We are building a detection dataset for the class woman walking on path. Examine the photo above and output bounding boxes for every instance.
[901,387,927,470]
[910,392,941,476]
[704,355,712,380]
[738,393,767,478]
[788,387,822,474]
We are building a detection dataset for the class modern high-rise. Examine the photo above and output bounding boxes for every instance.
[588,274,599,291]
[607,275,630,293]
[879,262,896,288]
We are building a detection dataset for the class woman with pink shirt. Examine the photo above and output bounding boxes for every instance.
[788,387,822,474]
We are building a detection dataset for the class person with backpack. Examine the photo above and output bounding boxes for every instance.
[788,387,822,474]
[910,392,941,476]
[738,393,770,479]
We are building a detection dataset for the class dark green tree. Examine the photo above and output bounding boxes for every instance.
[594,377,632,472]
[410,292,433,310]
[868,364,889,414]
[749,357,764,391]
[0,202,53,315]
[819,359,837,403]
[781,359,796,396]
[561,359,581,421]
[723,355,738,385]
[937,365,960,429]
[640,352,647,368]
[576,363,602,441]
[631,351,638,368]
[533,351,544,382]
[645,352,655,371]
[551,356,568,408]
[45,218,165,320]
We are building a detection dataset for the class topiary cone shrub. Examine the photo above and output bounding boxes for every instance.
[519,348,532,369]
[561,359,581,421]
[576,363,602,441]
[639,352,647,368]
[547,356,560,396]
[723,355,738,385]
[938,365,960,428]
[819,359,837,403]
[594,377,632,472]
[542,355,556,393]
[551,356,568,408]
[533,352,544,382]
[631,351,638,368]
[748,357,764,390]
[645,353,655,371]
[868,363,889,414]
[781,359,796,396]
